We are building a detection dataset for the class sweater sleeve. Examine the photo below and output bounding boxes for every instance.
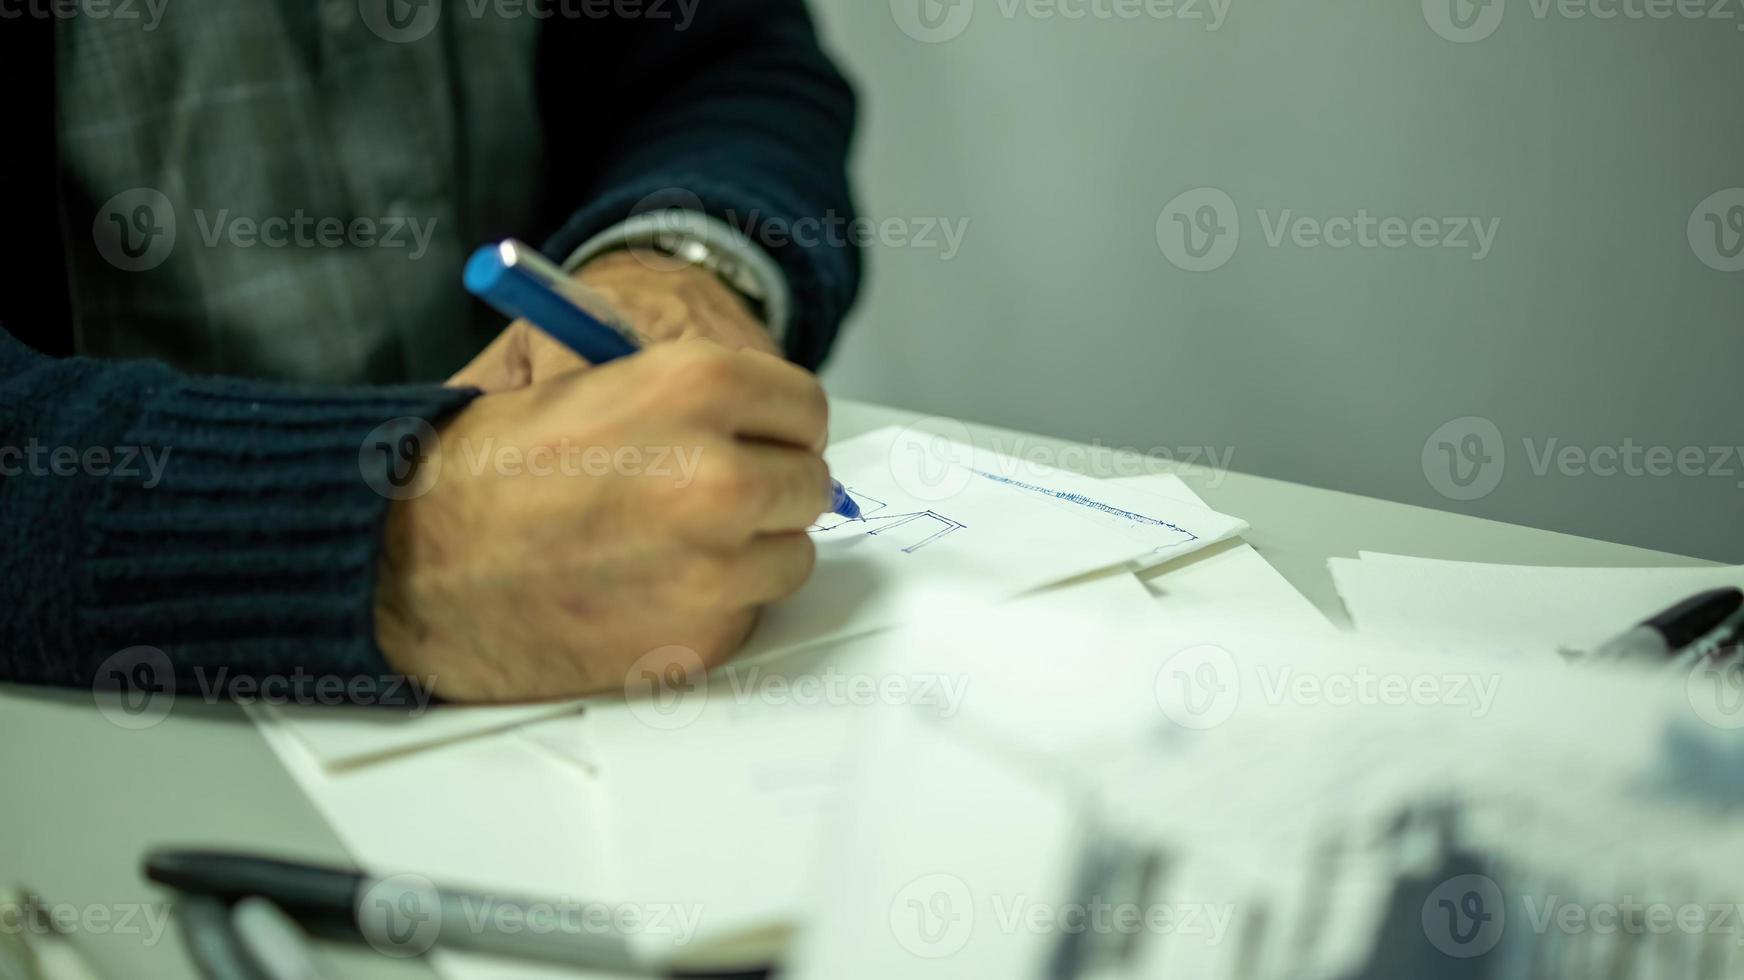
[0,328,477,690]
[536,0,864,371]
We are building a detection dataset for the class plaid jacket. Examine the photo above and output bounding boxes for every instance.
[0,0,862,372]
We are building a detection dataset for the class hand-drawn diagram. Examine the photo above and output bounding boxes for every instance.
[809,488,966,554]
[970,470,1199,544]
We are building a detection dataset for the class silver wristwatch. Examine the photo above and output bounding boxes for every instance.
[563,210,791,349]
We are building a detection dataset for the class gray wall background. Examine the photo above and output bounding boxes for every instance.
[807,0,1743,562]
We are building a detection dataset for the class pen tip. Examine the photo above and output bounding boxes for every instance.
[833,484,860,520]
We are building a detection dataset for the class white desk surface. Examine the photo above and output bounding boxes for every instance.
[0,399,1713,979]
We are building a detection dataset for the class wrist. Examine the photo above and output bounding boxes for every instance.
[574,249,777,353]
[575,248,739,302]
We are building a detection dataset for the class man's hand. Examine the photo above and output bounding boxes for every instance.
[449,248,779,393]
[576,249,780,355]
[375,341,831,702]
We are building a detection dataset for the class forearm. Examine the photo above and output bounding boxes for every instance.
[0,330,476,689]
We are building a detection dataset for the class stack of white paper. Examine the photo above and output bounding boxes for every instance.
[1332,552,1741,659]
[790,618,1744,980]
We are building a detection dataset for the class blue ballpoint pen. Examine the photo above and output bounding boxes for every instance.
[465,239,859,519]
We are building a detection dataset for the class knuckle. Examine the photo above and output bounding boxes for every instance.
[803,381,830,440]
[677,551,736,608]
[807,455,833,502]
[661,473,721,527]
[700,457,765,515]
[791,456,832,518]
[779,536,818,593]
[662,344,742,401]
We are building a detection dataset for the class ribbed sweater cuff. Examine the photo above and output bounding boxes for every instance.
[78,376,477,687]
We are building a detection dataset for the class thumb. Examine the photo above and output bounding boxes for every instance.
[524,326,591,382]
[448,324,528,393]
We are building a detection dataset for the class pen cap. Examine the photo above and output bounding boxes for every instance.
[464,243,635,349]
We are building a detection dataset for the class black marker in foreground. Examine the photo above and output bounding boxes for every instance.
[146,849,716,976]
[1588,587,1744,663]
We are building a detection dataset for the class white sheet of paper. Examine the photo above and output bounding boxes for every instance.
[247,707,627,980]
[556,572,1159,949]
[786,702,1081,980]
[744,426,1247,657]
[256,699,585,770]
[1332,552,1741,657]
[795,618,1744,980]
[1102,474,1332,632]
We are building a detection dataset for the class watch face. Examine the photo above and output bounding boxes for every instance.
[650,230,769,303]
[674,240,712,264]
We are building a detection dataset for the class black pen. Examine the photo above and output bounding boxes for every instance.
[1666,606,1744,672]
[147,850,644,974]
[146,849,774,980]
[1586,587,1743,663]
